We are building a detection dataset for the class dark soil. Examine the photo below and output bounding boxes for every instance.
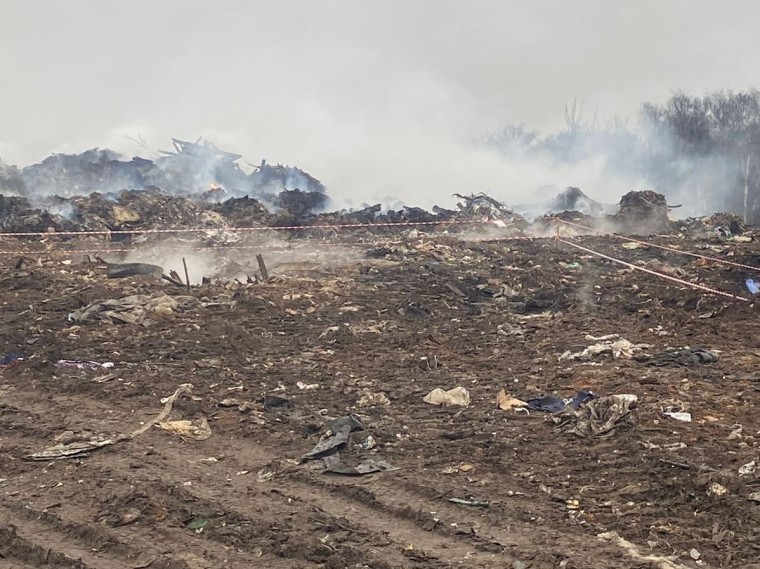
[1,230,759,568]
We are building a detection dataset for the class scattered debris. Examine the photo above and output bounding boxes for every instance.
[54,360,115,371]
[663,412,692,423]
[106,262,164,280]
[447,497,491,508]
[0,353,23,369]
[496,389,527,411]
[557,394,638,437]
[642,348,719,367]
[157,418,212,441]
[560,334,650,361]
[423,386,471,407]
[3,169,760,564]
[257,464,277,482]
[68,294,203,326]
[707,482,728,497]
[354,434,376,451]
[187,518,210,531]
[262,395,292,412]
[526,391,594,413]
[454,192,526,229]
[324,459,398,476]
[357,391,391,407]
[746,279,760,295]
[301,415,365,462]
[300,415,396,476]
[597,531,690,569]
[739,460,757,476]
[27,384,194,460]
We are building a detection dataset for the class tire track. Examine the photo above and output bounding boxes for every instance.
[2,375,629,567]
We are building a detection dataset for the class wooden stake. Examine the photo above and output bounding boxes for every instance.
[162,274,185,287]
[256,254,269,282]
[182,257,191,291]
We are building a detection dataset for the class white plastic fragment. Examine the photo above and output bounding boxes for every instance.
[739,460,756,476]
[663,412,692,422]
[423,386,470,407]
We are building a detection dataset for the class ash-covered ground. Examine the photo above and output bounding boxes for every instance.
[1,150,760,568]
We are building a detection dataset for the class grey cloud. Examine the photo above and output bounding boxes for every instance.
[2,0,760,208]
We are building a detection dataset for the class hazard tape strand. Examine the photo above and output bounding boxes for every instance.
[558,238,750,302]
[554,218,760,273]
[0,219,484,238]
[0,243,377,257]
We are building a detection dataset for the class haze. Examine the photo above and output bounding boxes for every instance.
[2,0,759,209]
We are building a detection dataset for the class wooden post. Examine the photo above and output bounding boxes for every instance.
[256,254,269,282]
[182,257,191,291]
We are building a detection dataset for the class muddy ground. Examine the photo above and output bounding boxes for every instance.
[1,229,759,569]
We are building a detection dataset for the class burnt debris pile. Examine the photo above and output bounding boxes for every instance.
[0,138,531,237]
[614,190,673,232]
[548,187,603,217]
[1,138,328,207]
[0,139,754,239]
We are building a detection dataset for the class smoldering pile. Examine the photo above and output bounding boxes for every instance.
[0,139,752,241]
[547,187,603,217]
[0,189,533,238]
[0,136,530,236]
[5,139,328,202]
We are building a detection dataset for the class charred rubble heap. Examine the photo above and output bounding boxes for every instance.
[0,138,532,235]
[0,189,530,237]
[0,186,749,240]
[547,187,603,216]
[0,141,751,239]
[4,138,328,203]
[535,188,750,238]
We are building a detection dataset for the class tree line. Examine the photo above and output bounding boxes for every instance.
[488,90,760,223]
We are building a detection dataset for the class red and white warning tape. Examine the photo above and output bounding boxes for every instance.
[558,238,751,302]
[554,218,760,273]
[0,218,484,238]
[0,242,376,256]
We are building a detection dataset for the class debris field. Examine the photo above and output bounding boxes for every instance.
[1,200,760,569]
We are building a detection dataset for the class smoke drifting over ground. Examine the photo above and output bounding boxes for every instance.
[3,2,760,218]
[117,235,363,285]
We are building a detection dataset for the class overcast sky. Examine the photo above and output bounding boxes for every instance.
[2,0,760,206]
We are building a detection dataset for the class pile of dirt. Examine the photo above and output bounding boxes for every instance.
[547,187,603,216]
[274,189,330,220]
[9,138,329,210]
[532,210,599,234]
[0,194,80,234]
[615,190,674,233]
[0,189,501,240]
